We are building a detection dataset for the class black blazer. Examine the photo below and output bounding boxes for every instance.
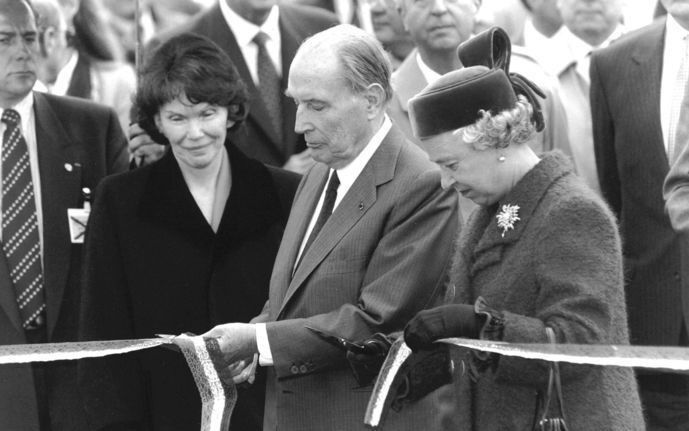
[591,18,689,347]
[78,142,300,431]
[148,2,338,167]
[0,92,128,431]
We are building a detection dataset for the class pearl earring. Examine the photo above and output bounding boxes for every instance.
[498,155,506,163]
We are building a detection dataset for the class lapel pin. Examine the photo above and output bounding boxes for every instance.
[358,201,364,211]
[64,163,73,172]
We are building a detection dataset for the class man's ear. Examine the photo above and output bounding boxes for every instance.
[363,83,387,119]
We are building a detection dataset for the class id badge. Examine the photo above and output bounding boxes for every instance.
[67,208,90,244]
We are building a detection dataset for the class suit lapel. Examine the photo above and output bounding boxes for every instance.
[0,250,22,333]
[199,6,282,148]
[33,92,82,337]
[269,165,327,319]
[392,49,427,113]
[277,128,401,317]
[631,20,666,165]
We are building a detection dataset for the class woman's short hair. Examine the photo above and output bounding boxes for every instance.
[135,33,249,145]
[460,95,536,150]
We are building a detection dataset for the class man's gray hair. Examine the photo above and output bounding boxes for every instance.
[299,24,393,103]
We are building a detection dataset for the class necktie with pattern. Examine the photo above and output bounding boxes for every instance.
[254,31,283,142]
[1,109,46,329]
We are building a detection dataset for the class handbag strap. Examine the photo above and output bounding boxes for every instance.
[538,327,569,430]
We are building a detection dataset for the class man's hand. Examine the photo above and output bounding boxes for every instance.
[201,323,258,369]
[128,123,166,166]
[282,149,314,174]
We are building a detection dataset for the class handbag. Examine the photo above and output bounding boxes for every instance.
[533,327,570,431]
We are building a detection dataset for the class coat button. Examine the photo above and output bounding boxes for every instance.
[299,364,308,374]
[290,365,299,375]
[64,163,73,172]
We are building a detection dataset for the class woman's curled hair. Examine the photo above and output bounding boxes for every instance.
[460,95,536,151]
[134,33,249,145]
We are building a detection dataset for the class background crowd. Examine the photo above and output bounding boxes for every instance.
[0,0,687,430]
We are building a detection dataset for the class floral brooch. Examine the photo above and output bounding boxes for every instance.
[496,204,520,238]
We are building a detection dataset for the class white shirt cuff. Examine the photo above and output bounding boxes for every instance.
[256,323,274,366]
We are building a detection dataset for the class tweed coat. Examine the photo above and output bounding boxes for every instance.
[261,125,459,430]
[77,143,300,431]
[446,152,644,430]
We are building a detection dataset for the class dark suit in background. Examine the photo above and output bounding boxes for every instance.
[0,92,128,430]
[148,2,338,167]
[591,17,689,430]
[78,143,300,431]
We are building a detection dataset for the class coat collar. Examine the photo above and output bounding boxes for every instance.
[468,151,573,276]
[138,141,283,245]
[391,49,426,113]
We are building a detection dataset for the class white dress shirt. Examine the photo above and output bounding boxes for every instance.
[415,52,441,84]
[219,0,282,85]
[256,115,393,366]
[0,93,44,257]
[660,14,689,155]
[50,51,79,96]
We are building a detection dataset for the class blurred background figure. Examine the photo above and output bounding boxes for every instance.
[537,0,625,195]
[388,0,570,221]
[141,0,338,174]
[369,0,414,69]
[292,0,374,32]
[78,33,300,431]
[33,0,136,132]
[473,0,529,43]
[519,0,562,52]
[102,0,208,64]
[591,0,689,428]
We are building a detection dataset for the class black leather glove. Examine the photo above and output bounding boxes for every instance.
[404,304,482,351]
[345,333,395,387]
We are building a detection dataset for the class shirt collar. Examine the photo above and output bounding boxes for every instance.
[415,52,441,84]
[219,0,281,48]
[550,24,624,75]
[667,13,689,44]
[335,115,392,189]
[0,92,34,132]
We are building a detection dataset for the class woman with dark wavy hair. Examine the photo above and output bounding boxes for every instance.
[78,33,300,431]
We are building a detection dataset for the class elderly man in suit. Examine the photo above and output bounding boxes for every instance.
[591,1,689,429]
[135,0,338,173]
[0,0,128,430]
[194,24,459,431]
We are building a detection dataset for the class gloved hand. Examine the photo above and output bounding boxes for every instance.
[404,304,482,351]
[345,332,396,387]
[390,345,453,411]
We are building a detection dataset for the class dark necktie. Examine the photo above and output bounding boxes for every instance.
[253,31,283,141]
[1,109,46,329]
[300,171,340,262]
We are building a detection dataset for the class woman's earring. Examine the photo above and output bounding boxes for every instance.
[498,155,506,163]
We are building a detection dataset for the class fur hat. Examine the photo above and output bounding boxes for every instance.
[408,66,517,140]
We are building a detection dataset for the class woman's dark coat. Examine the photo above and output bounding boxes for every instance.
[77,143,300,431]
[448,152,644,430]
